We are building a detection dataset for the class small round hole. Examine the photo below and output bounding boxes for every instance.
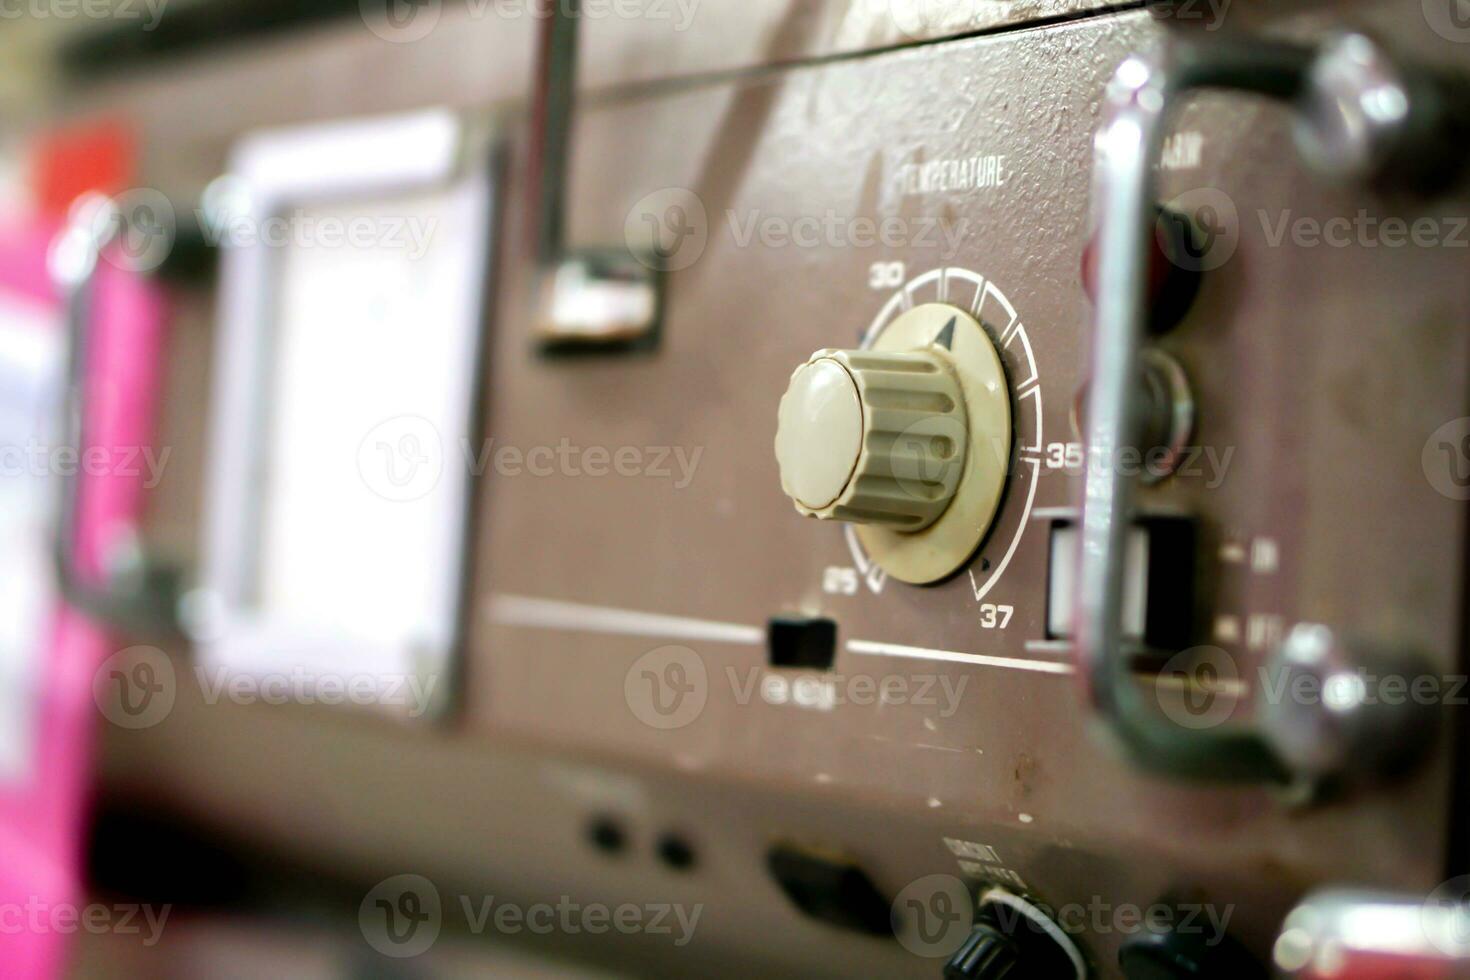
[656,833,696,871]
[588,816,627,855]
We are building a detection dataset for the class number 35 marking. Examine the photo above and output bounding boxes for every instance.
[1045,442,1083,470]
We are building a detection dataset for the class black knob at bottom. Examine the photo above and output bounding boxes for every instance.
[1119,925,1265,980]
[943,919,1019,980]
[945,903,1076,980]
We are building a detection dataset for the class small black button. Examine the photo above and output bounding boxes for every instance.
[767,617,837,670]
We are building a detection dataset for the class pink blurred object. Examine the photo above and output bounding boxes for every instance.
[0,217,169,979]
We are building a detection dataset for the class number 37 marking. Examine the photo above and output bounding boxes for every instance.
[979,604,1013,629]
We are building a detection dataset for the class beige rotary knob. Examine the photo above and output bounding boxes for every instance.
[775,347,968,531]
[773,303,1013,585]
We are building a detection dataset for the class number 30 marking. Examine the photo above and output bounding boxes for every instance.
[868,261,905,289]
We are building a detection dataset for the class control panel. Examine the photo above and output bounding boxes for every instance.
[49,1,1470,977]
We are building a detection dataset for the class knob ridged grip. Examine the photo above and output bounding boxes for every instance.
[945,924,1020,980]
[775,347,968,532]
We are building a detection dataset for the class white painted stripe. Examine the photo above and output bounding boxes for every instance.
[1145,673,1250,698]
[487,595,764,645]
[1025,641,1249,696]
[847,639,1074,675]
[1030,506,1079,521]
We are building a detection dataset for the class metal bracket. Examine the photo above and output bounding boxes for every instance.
[530,0,661,349]
[49,195,183,636]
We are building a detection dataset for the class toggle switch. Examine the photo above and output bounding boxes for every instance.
[1082,205,1204,334]
[1047,517,1195,651]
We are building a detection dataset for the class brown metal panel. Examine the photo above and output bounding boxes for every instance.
[92,3,1470,977]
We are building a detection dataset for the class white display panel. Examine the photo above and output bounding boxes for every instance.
[198,110,494,716]
[0,293,62,780]
[255,188,481,671]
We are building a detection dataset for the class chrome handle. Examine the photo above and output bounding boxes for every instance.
[49,195,182,635]
[1079,39,1312,783]
[1078,34,1467,784]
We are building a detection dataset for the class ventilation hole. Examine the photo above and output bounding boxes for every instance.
[588,816,627,855]
[656,833,697,871]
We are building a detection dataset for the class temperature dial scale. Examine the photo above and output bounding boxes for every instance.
[777,266,1040,586]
